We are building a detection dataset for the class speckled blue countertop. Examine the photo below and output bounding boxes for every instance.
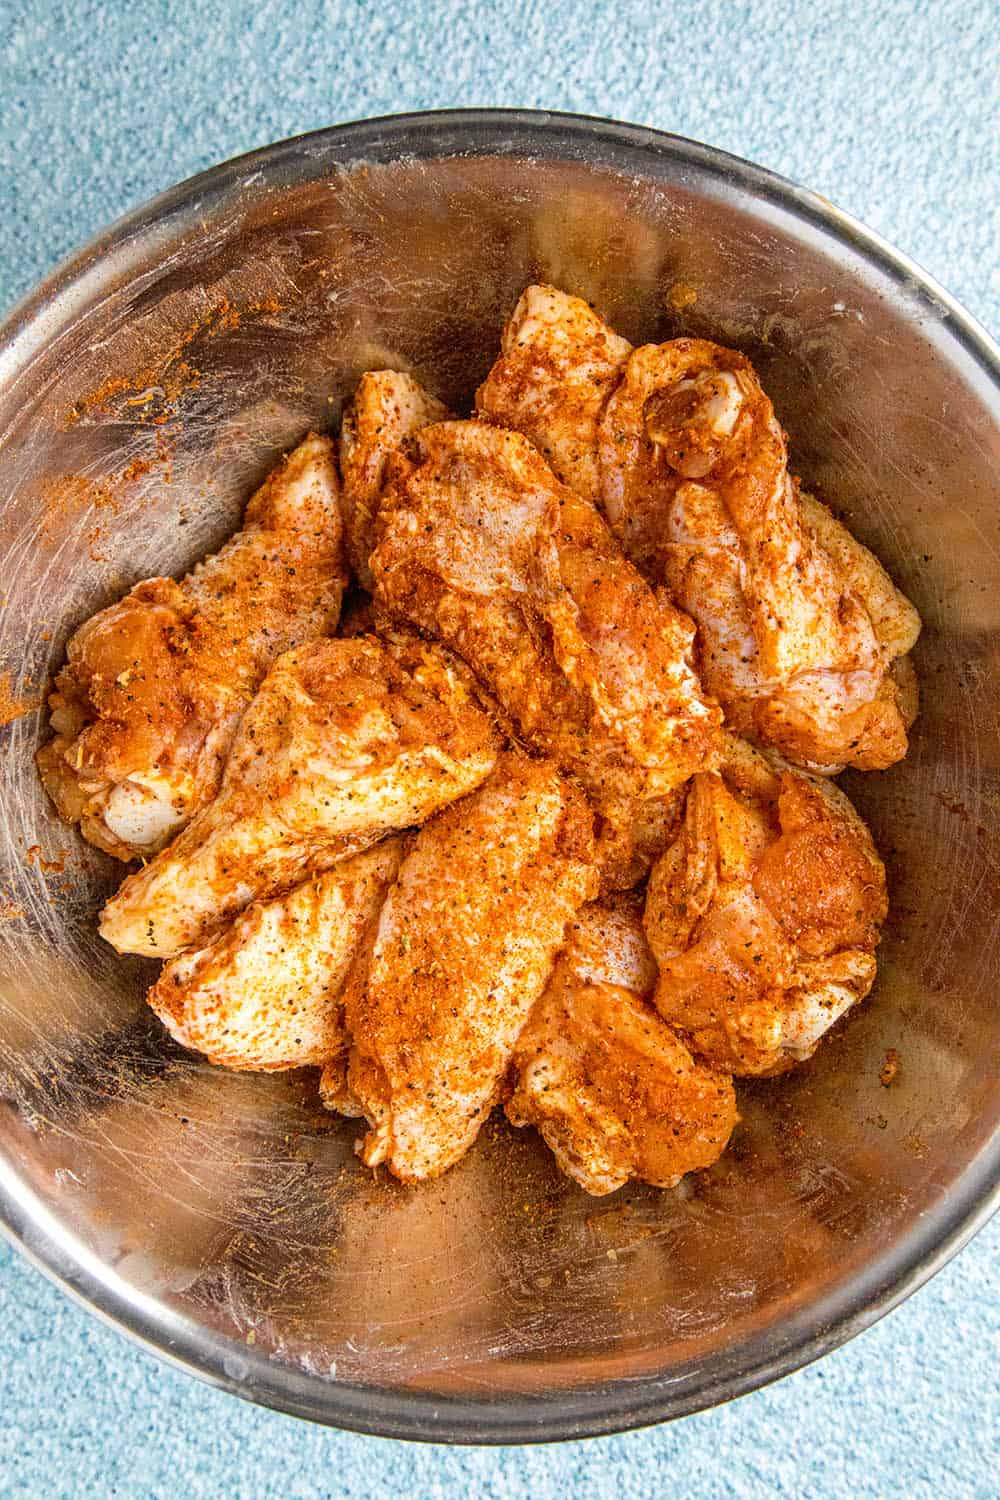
[1,2,998,1496]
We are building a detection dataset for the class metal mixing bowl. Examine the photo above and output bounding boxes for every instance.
[1,110,998,1444]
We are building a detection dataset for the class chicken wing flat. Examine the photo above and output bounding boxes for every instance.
[147,836,408,1072]
[476,282,631,503]
[339,370,448,588]
[644,736,887,1075]
[477,285,920,773]
[370,418,721,889]
[507,898,737,1195]
[321,751,598,1182]
[37,433,347,860]
[100,632,498,958]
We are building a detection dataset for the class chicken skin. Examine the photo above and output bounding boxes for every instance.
[321,752,598,1182]
[507,899,737,1195]
[339,370,448,588]
[100,633,498,958]
[644,736,888,1076]
[370,419,721,889]
[37,433,348,860]
[477,285,920,773]
[477,283,631,504]
[147,836,408,1072]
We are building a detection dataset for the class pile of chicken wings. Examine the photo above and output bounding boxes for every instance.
[38,286,920,1195]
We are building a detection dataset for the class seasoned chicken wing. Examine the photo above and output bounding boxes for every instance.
[370,419,721,889]
[507,898,737,1195]
[339,369,448,588]
[477,286,921,772]
[477,282,631,503]
[37,433,347,860]
[321,752,598,1182]
[147,836,407,1072]
[100,632,498,958]
[644,736,888,1075]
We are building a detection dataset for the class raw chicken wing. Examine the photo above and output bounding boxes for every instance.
[370,419,721,888]
[100,632,498,957]
[476,283,631,503]
[147,836,407,1071]
[477,286,920,772]
[507,898,737,1195]
[37,434,347,859]
[339,370,448,587]
[644,736,888,1075]
[322,751,598,1181]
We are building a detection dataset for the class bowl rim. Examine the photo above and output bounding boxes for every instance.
[1,106,998,1445]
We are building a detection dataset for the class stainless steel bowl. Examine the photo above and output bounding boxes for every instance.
[1,110,998,1444]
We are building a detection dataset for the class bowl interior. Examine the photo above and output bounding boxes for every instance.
[1,115,999,1441]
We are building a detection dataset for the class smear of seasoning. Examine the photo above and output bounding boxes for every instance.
[879,1048,900,1087]
[0,672,41,726]
[933,791,970,823]
[65,294,284,428]
[26,845,66,874]
[667,282,699,311]
[37,475,120,542]
[35,433,176,548]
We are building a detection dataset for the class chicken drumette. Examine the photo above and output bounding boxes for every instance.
[643,736,888,1076]
[369,417,721,889]
[507,897,738,1195]
[321,751,598,1182]
[37,433,348,859]
[477,285,920,773]
[100,632,498,957]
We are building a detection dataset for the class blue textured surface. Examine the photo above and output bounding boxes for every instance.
[1,2,999,1496]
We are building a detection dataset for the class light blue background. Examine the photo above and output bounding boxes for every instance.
[2,2,998,1496]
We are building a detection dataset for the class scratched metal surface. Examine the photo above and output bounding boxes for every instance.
[0,117,998,1439]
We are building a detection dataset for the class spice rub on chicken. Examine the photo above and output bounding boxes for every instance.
[38,434,348,859]
[369,417,722,889]
[99,632,498,958]
[477,285,920,773]
[147,836,408,1072]
[323,751,597,1182]
[643,737,888,1076]
[339,369,449,589]
[507,897,737,1195]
